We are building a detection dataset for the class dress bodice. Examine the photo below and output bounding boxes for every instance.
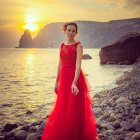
[60,41,81,67]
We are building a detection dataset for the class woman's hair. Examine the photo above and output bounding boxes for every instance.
[62,22,78,33]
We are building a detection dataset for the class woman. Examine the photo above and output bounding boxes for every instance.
[41,22,98,140]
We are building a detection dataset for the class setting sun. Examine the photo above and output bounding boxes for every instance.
[24,23,38,31]
[24,13,39,31]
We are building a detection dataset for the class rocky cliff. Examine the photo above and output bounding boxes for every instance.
[18,30,32,48]
[31,18,140,48]
[99,32,140,65]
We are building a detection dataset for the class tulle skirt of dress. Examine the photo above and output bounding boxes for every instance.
[41,66,98,140]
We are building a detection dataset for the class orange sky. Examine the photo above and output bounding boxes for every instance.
[0,0,140,35]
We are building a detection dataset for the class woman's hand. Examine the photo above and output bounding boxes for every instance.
[71,82,79,95]
[54,82,59,94]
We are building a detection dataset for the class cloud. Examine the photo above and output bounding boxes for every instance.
[113,0,140,17]
[0,0,139,30]
[126,0,140,8]
[95,0,140,8]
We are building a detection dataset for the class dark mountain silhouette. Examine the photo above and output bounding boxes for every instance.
[18,30,32,48]
[31,18,140,48]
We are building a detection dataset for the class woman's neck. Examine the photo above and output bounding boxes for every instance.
[65,39,76,45]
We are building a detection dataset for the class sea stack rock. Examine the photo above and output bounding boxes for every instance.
[99,32,140,65]
[18,29,33,48]
[82,54,92,59]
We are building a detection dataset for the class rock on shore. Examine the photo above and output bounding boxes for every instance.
[93,57,140,140]
[82,54,92,59]
[99,32,140,65]
[0,120,47,140]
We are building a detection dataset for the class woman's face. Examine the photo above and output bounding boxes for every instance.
[65,25,77,40]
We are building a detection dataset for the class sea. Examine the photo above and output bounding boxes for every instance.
[0,48,133,127]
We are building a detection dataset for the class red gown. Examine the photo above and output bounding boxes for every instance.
[41,41,98,140]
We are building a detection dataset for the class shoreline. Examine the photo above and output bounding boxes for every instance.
[93,58,140,140]
[0,60,140,139]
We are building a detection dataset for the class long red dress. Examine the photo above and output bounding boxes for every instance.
[41,41,98,140]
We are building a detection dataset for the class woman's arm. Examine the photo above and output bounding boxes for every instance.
[55,57,61,84]
[54,46,62,94]
[55,46,62,84]
[73,44,83,84]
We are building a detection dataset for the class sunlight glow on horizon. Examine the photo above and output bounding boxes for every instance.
[24,23,38,31]
[25,13,38,23]
[23,13,39,32]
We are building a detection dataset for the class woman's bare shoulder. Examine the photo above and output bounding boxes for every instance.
[59,42,64,49]
[77,43,83,50]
